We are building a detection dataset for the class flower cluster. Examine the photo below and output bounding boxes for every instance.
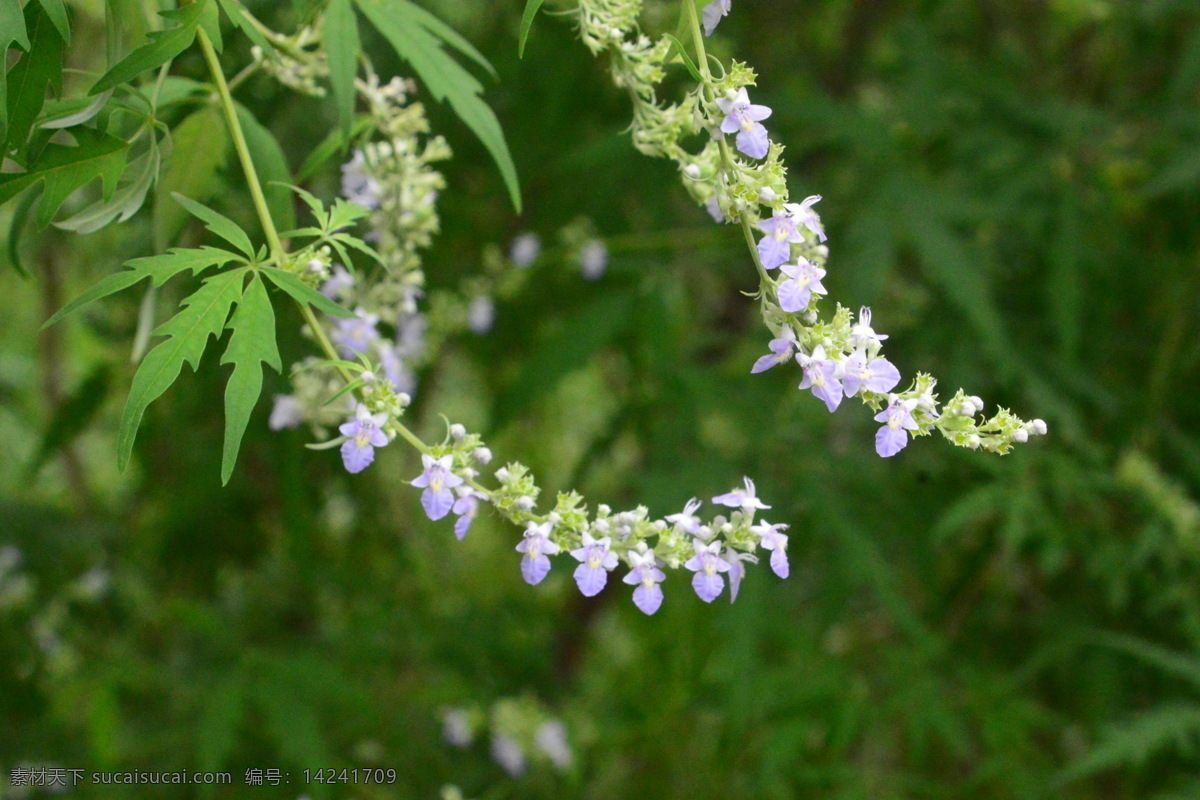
[252,24,329,97]
[442,698,573,779]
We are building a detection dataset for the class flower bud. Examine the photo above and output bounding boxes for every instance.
[684,164,701,179]
[758,187,777,204]
[495,467,511,483]
[473,447,493,464]
[516,496,535,511]
[547,512,561,524]
[449,423,467,440]
[1012,428,1029,443]
[966,434,981,449]
[1031,419,1048,435]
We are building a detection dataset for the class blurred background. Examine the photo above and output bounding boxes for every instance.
[3,0,1200,797]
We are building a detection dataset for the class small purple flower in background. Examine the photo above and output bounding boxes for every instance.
[665,497,704,534]
[516,521,560,585]
[623,548,666,614]
[684,539,731,603]
[570,531,619,597]
[712,477,771,512]
[798,345,843,412]
[410,454,463,520]
[341,150,381,209]
[491,734,527,778]
[717,88,772,160]
[333,307,380,357]
[580,239,608,281]
[339,404,389,474]
[706,195,725,223]
[535,720,573,771]
[849,306,888,350]
[727,549,757,602]
[467,295,496,335]
[702,0,731,36]
[751,521,790,578]
[509,232,541,268]
[784,195,827,243]
[452,487,487,540]
[378,342,417,397]
[842,349,901,397]
[442,708,474,748]
[777,259,828,313]
[756,211,803,270]
[875,398,920,458]
[751,326,798,374]
[268,395,302,431]
[320,265,356,301]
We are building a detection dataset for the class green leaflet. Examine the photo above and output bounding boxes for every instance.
[3,3,65,161]
[354,0,521,214]
[215,0,271,51]
[199,0,222,53]
[261,268,356,319]
[0,128,128,226]
[324,0,360,137]
[118,269,246,472]
[518,0,545,58]
[0,0,30,146]
[390,0,497,80]
[154,105,231,251]
[35,0,70,44]
[172,193,256,259]
[220,275,280,484]
[42,246,243,328]
[5,191,36,278]
[234,103,297,235]
[56,133,163,234]
[91,0,207,94]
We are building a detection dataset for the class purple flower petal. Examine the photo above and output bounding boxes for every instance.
[736,124,770,159]
[757,236,790,270]
[574,564,608,597]
[692,571,724,603]
[875,425,909,458]
[770,548,789,579]
[633,583,663,614]
[422,487,455,520]
[340,440,375,474]
[521,553,552,585]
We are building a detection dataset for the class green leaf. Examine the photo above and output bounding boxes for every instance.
[216,0,271,51]
[35,0,70,44]
[172,192,256,258]
[220,275,280,484]
[118,269,245,471]
[91,0,207,94]
[0,128,129,226]
[3,3,65,159]
[355,0,521,213]
[43,246,242,328]
[392,0,496,80]
[154,105,230,251]
[56,134,162,233]
[663,34,703,82]
[518,0,545,58]
[234,103,297,235]
[5,190,36,278]
[40,90,113,129]
[199,0,222,53]
[26,366,110,477]
[0,0,32,145]
[262,268,356,318]
[324,0,359,137]
[296,116,371,181]
[326,198,371,232]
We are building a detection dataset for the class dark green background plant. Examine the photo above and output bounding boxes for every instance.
[2,0,1200,798]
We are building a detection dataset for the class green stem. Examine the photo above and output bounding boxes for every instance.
[196,27,286,264]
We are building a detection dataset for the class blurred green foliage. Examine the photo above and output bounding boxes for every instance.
[3,0,1200,798]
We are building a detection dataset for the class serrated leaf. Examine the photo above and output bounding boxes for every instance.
[354,0,521,213]
[217,0,271,51]
[325,0,359,137]
[56,134,163,234]
[0,128,129,226]
[91,0,206,94]
[43,246,242,328]
[154,105,230,251]
[220,275,280,484]
[3,3,65,159]
[233,103,296,236]
[118,269,245,471]
[262,268,356,318]
[173,192,256,258]
[326,198,371,232]
[35,0,70,44]
[518,0,545,58]
[393,0,496,80]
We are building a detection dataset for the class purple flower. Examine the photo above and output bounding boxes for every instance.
[570,531,619,597]
[798,345,843,412]
[491,734,527,778]
[452,487,487,540]
[717,88,772,160]
[623,548,666,614]
[684,539,732,603]
[341,149,381,209]
[377,341,417,396]
[842,349,901,397]
[777,259,827,313]
[268,395,303,431]
[338,404,389,474]
[751,521,790,579]
[665,497,703,534]
[727,549,756,602]
[706,195,725,223]
[410,454,464,520]
[850,306,888,350]
[756,211,803,270]
[580,240,608,281]
[702,0,731,35]
[784,195,826,243]
[332,307,380,357]
[874,398,919,458]
[516,521,560,585]
[468,295,496,335]
[712,477,771,511]
[510,232,541,268]
[320,265,355,301]
[751,326,798,374]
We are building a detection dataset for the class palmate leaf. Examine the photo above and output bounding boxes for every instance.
[0,127,128,225]
[220,275,280,484]
[354,0,521,213]
[91,0,208,94]
[42,246,243,328]
[118,269,246,472]
[3,2,65,159]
